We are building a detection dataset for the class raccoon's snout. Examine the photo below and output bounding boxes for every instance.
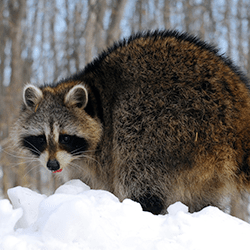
[47,159,60,171]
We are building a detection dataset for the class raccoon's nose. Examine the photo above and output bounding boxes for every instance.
[47,159,60,171]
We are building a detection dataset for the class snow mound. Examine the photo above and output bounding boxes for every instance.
[0,179,249,250]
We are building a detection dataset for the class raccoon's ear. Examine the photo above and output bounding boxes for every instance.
[23,84,43,109]
[65,84,88,109]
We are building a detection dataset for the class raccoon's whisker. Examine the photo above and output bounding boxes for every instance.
[1,148,38,160]
[74,154,102,168]
[69,162,83,172]
[23,163,42,179]
[70,148,97,155]
[71,149,97,156]
[70,148,85,155]
[22,139,42,155]
[7,159,40,170]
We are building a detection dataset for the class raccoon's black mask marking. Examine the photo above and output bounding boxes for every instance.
[59,134,89,155]
[22,135,46,156]
[22,134,89,157]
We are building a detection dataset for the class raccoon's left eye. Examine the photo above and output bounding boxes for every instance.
[59,134,88,155]
[59,135,71,144]
[38,135,46,144]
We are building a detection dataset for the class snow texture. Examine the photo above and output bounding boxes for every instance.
[0,179,249,250]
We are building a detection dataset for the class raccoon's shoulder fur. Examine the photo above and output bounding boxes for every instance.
[12,30,250,215]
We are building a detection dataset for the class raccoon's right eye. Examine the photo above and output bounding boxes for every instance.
[59,135,71,144]
[59,134,88,155]
[22,135,47,156]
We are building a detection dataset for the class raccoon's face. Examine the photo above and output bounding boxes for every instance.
[15,82,102,173]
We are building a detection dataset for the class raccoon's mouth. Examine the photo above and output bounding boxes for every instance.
[53,169,63,173]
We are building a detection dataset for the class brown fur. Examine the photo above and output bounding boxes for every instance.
[12,30,250,214]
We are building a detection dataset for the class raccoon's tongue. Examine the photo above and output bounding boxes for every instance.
[53,169,62,173]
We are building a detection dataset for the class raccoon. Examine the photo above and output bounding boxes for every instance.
[12,30,250,215]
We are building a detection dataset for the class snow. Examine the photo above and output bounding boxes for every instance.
[0,179,250,250]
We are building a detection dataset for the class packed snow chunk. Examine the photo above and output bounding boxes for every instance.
[167,201,189,215]
[0,199,22,236]
[55,179,90,195]
[33,188,121,245]
[7,186,46,229]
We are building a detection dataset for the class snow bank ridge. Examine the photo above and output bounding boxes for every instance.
[0,179,249,250]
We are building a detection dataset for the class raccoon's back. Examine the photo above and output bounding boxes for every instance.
[81,30,249,110]
[82,30,250,170]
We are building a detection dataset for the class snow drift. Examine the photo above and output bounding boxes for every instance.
[0,179,250,250]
